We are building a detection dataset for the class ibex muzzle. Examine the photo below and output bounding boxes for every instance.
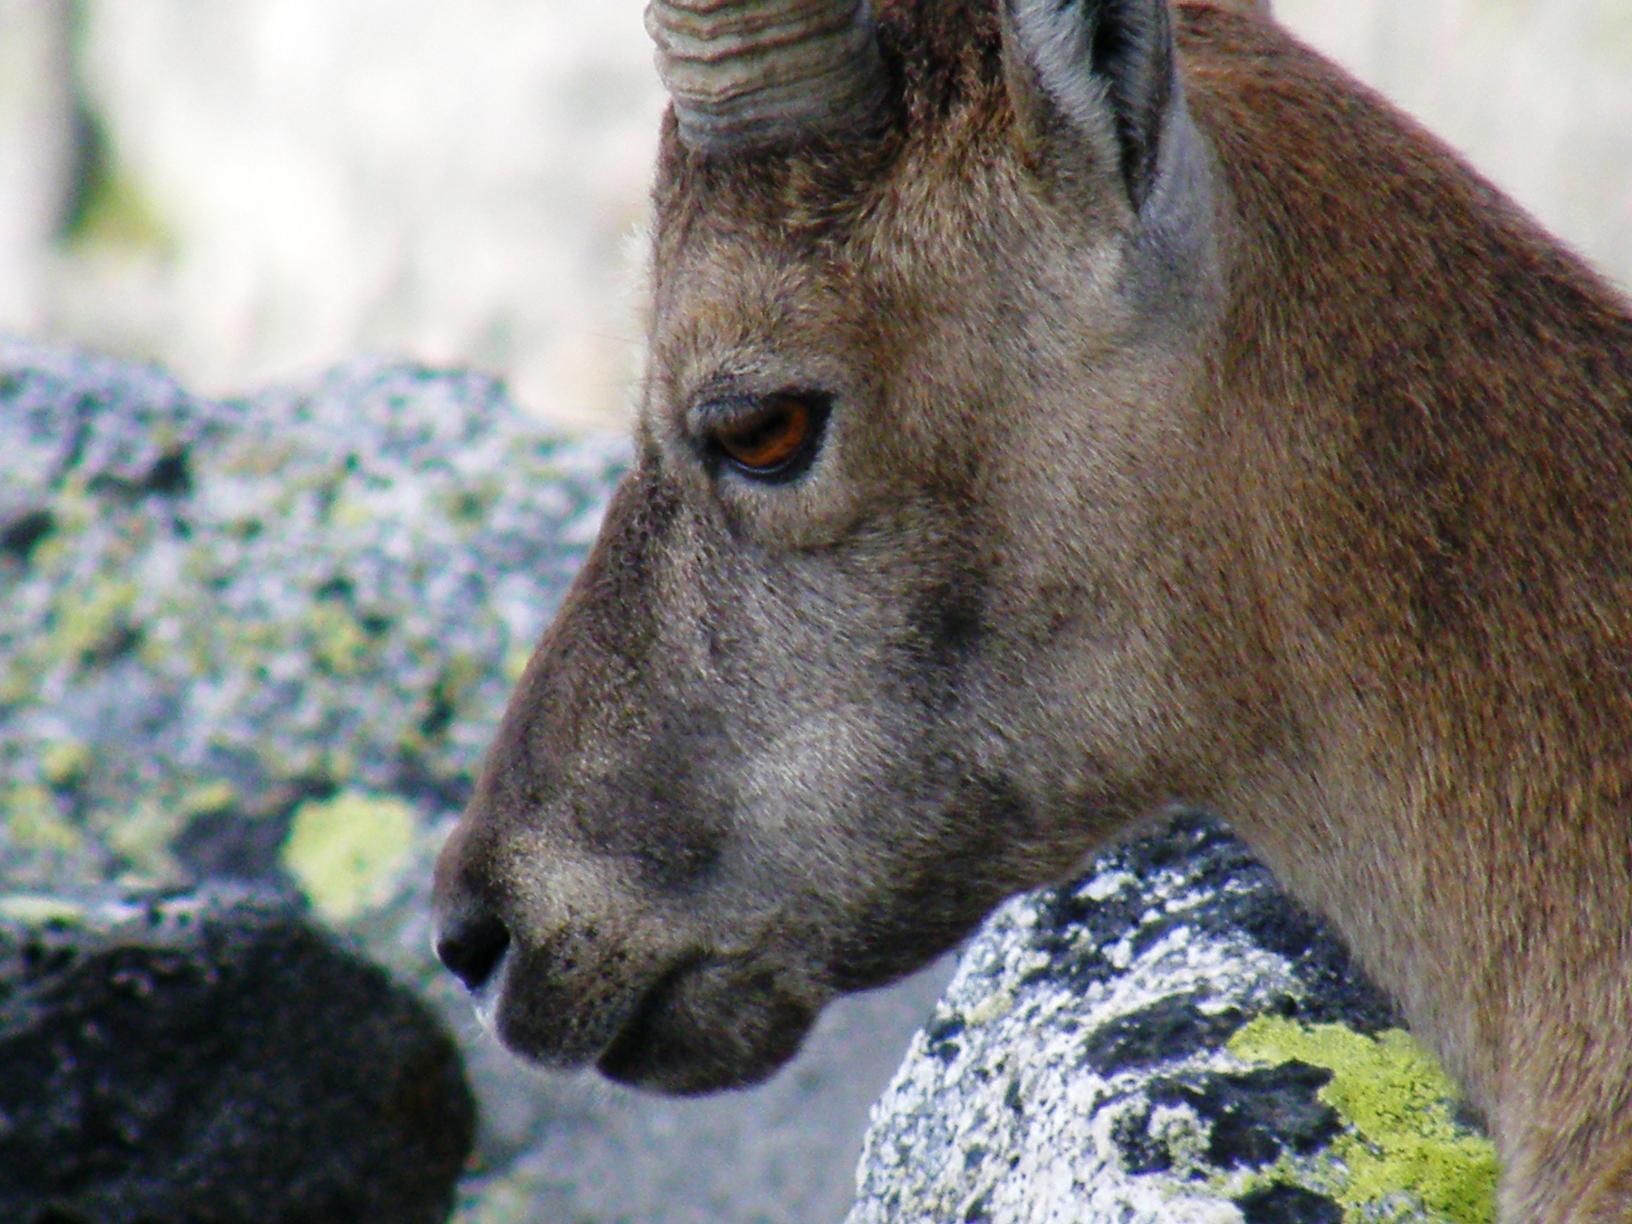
[436,1,1632,1216]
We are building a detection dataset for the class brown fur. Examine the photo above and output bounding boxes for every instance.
[435,3,1632,1216]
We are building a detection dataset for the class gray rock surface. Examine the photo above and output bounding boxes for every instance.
[849,818,1499,1224]
[0,338,947,1223]
[0,887,474,1224]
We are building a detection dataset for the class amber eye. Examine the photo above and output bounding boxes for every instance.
[708,394,823,479]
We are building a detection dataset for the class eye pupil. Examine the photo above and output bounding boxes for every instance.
[714,397,813,475]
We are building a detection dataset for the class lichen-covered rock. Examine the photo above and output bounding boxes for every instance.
[0,887,475,1224]
[849,818,1499,1224]
[0,338,948,1223]
[0,338,620,898]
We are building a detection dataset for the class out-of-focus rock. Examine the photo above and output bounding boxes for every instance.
[0,338,621,898]
[850,818,1499,1224]
[0,887,475,1224]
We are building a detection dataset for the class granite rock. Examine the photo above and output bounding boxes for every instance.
[849,818,1499,1224]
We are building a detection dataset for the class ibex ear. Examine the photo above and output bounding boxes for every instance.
[1001,0,1178,212]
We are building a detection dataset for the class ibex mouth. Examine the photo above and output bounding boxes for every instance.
[593,951,819,1095]
[469,935,817,1094]
[594,953,710,1081]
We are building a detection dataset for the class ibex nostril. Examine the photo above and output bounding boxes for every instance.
[435,910,511,993]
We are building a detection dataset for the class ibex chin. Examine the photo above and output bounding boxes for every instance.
[433,0,1632,1216]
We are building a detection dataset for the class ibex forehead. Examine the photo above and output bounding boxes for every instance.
[651,176,1207,415]
[645,253,868,416]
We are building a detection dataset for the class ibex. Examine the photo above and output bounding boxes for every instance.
[433,0,1632,1217]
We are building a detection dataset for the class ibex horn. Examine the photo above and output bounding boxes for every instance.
[646,0,886,152]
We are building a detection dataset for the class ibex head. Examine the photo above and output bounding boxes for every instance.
[434,16,1632,1217]
[435,0,1231,1095]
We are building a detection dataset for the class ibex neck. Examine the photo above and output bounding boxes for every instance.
[1224,704,1632,1201]
[1179,1,1632,1188]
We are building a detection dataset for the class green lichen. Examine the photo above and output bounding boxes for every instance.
[6,784,82,853]
[40,740,93,789]
[104,798,184,876]
[280,791,418,923]
[0,894,86,925]
[181,780,240,818]
[1227,1017,1499,1222]
[308,602,373,676]
[60,577,139,667]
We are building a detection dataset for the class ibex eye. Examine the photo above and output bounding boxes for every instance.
[706,393,827,481]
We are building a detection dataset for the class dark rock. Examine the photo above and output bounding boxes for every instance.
[1150,1061,1342,1169]
[0,507,54,562]
[1079,992,1247,1075]
[1236,1184,1345,1224]
[0,889,475,1224]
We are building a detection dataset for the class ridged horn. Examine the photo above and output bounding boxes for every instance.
[646,0,886,152]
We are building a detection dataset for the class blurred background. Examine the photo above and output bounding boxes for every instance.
[1,0,1628,432]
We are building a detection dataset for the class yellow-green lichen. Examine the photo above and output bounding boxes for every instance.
[59,577,138,666]
[437,482,499,528]
[329,495,375,531]
[965,990,1015,1027]
[0,894,86,925]
[104,798,184,876]
[0,668,31,707]
[502,645,532,685]
[308,603,374,677]
[40,740,93,788]
[450,1178,536,1224]
[322,747,359,782]
[62,162,171,254]
[6,783,83,852]
[25,526,71,573]
[1227,1017,1499,1222]
[281,791,418,923]
[1149,1103,1214,1177]
[181,780,240,818]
